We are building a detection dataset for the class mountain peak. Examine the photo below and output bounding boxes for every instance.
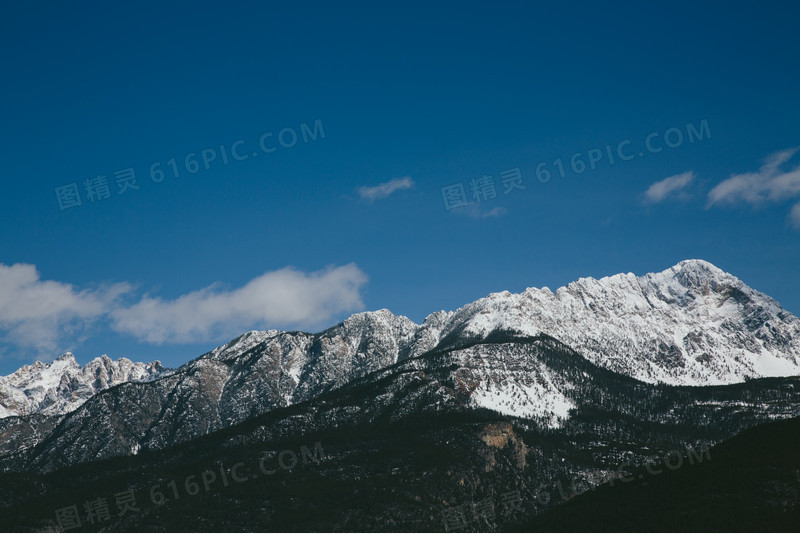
[55,352,77,363]
[675,258,722,270]
[667,258,730,284]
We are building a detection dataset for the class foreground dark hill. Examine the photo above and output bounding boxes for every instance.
[1,334,800,531]
[518,415,800,532]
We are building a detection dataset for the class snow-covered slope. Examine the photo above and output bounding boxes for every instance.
[454,343,576,426]
[0,354,166,418]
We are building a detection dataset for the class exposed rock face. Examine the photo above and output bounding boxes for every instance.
[480,422,528,470]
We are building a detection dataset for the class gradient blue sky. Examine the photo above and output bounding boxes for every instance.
[1,1,799,373]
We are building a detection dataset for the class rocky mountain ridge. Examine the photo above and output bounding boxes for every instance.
[1,259,799,473]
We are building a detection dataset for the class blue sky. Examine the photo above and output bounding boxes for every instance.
[1,1,799,373]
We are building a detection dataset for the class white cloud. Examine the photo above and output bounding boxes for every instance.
[0,263,131,358]
[708,147,800,206]
[452,204,508,219]
[0,263,369,357]
[357,177,415,201]
[643,171,695,203]
[110,264,368,344]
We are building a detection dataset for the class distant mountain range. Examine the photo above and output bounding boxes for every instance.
[0,354,165,419]
[1,259,799,531]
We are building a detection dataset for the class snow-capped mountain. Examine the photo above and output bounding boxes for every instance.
[0,353,166,419]
[426,259,800,385]
[195,258,800,413]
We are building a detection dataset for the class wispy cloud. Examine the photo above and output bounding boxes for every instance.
[452,204,508,219]
[0,263,131,358]
[357,176,415,201]
[0,263,369,357]
[708,147,800,206]
[791,202,800,230]
[706,147,800,229]
[643,171,695,204]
